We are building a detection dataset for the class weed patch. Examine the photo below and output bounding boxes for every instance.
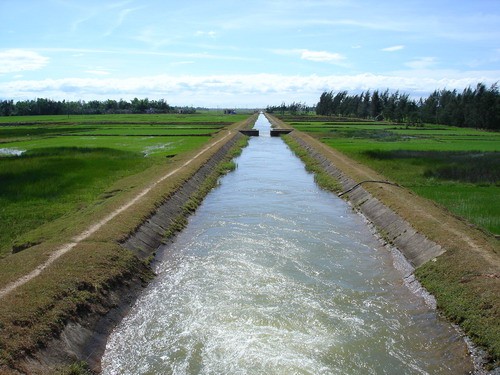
[283,135,341,193]
[416,249,500,368]
[364,150,499,184]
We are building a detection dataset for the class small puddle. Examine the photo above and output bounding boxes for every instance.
[0,148,25,156]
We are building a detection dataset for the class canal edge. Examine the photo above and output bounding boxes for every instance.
[12,115,257,374]
[267,113,499,374]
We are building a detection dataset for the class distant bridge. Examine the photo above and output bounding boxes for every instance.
[238,129,293,137]
[270,129,293,137]
[239,130,259,136]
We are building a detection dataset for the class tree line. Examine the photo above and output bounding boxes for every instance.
[266,102,314,115]
[0,97,178,116]
[314,83,499,129]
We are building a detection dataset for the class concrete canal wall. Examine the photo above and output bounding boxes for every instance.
[18,125,250,374]
[287,133,445,268]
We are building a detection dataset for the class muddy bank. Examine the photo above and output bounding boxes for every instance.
[16,131,246,374]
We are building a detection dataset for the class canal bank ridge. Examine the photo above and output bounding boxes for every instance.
[7,116,255,374]
[266,113,499,373]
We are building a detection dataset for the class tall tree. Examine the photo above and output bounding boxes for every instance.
[370,91,383,120]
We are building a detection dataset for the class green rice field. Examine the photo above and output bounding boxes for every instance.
[0,113,248,258]
[289,120,500,235]
[0,112,245,124]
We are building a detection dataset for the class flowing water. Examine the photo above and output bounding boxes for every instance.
[102,114,473,374]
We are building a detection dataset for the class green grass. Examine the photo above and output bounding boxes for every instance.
[0,113,250,124]
[290,120,500,234]
[1,135,210,158]
[0,125,223,140]
[68,126,222,136]
[0,113,242,258]
[415,247,500,368]
[0,147,150,257]
[282,135,342,193]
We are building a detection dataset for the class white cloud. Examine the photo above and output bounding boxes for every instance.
[300,49,346,63]
[35,47,251,62]
[0,49,49,74]
[405,57,437,70]
[382,45,405,52]
[195,30,217,38]
[1,71,498,107]
[272,49,347,65]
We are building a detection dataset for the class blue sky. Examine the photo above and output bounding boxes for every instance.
[1,0,499,107]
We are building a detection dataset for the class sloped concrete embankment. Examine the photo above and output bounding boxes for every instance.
[24,132,246,374]
[121,132,244,259]
[90,132,245,367]
[288,133,444,269]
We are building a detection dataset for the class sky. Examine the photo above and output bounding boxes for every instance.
[0,0,499,108]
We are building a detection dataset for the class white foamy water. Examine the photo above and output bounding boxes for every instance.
[102,115,472,374]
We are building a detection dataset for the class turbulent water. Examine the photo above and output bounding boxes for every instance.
[102,114,473,374]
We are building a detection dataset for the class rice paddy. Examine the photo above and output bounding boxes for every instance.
[0,113,248,258]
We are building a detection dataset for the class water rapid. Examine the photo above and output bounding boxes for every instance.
[102,114,472,374]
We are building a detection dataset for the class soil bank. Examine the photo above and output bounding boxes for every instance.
[5,116,255,374]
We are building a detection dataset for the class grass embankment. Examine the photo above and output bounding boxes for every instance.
[274,114,500,368]
[289,119,499,235]
[0,113,256,372]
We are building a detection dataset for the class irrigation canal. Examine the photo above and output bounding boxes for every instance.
[102,114,473,374]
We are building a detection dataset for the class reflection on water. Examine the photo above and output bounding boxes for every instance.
[102,115,472,374]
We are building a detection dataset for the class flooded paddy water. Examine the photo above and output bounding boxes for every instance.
[102,114,473,374]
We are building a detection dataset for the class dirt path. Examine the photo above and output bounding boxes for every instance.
[0,131,234,299]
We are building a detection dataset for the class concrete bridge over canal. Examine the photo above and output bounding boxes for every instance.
[239,129,293,137]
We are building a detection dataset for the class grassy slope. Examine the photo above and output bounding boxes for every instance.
[0,114,257,372]
[292,121,499,234]
[274,115,500,368]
